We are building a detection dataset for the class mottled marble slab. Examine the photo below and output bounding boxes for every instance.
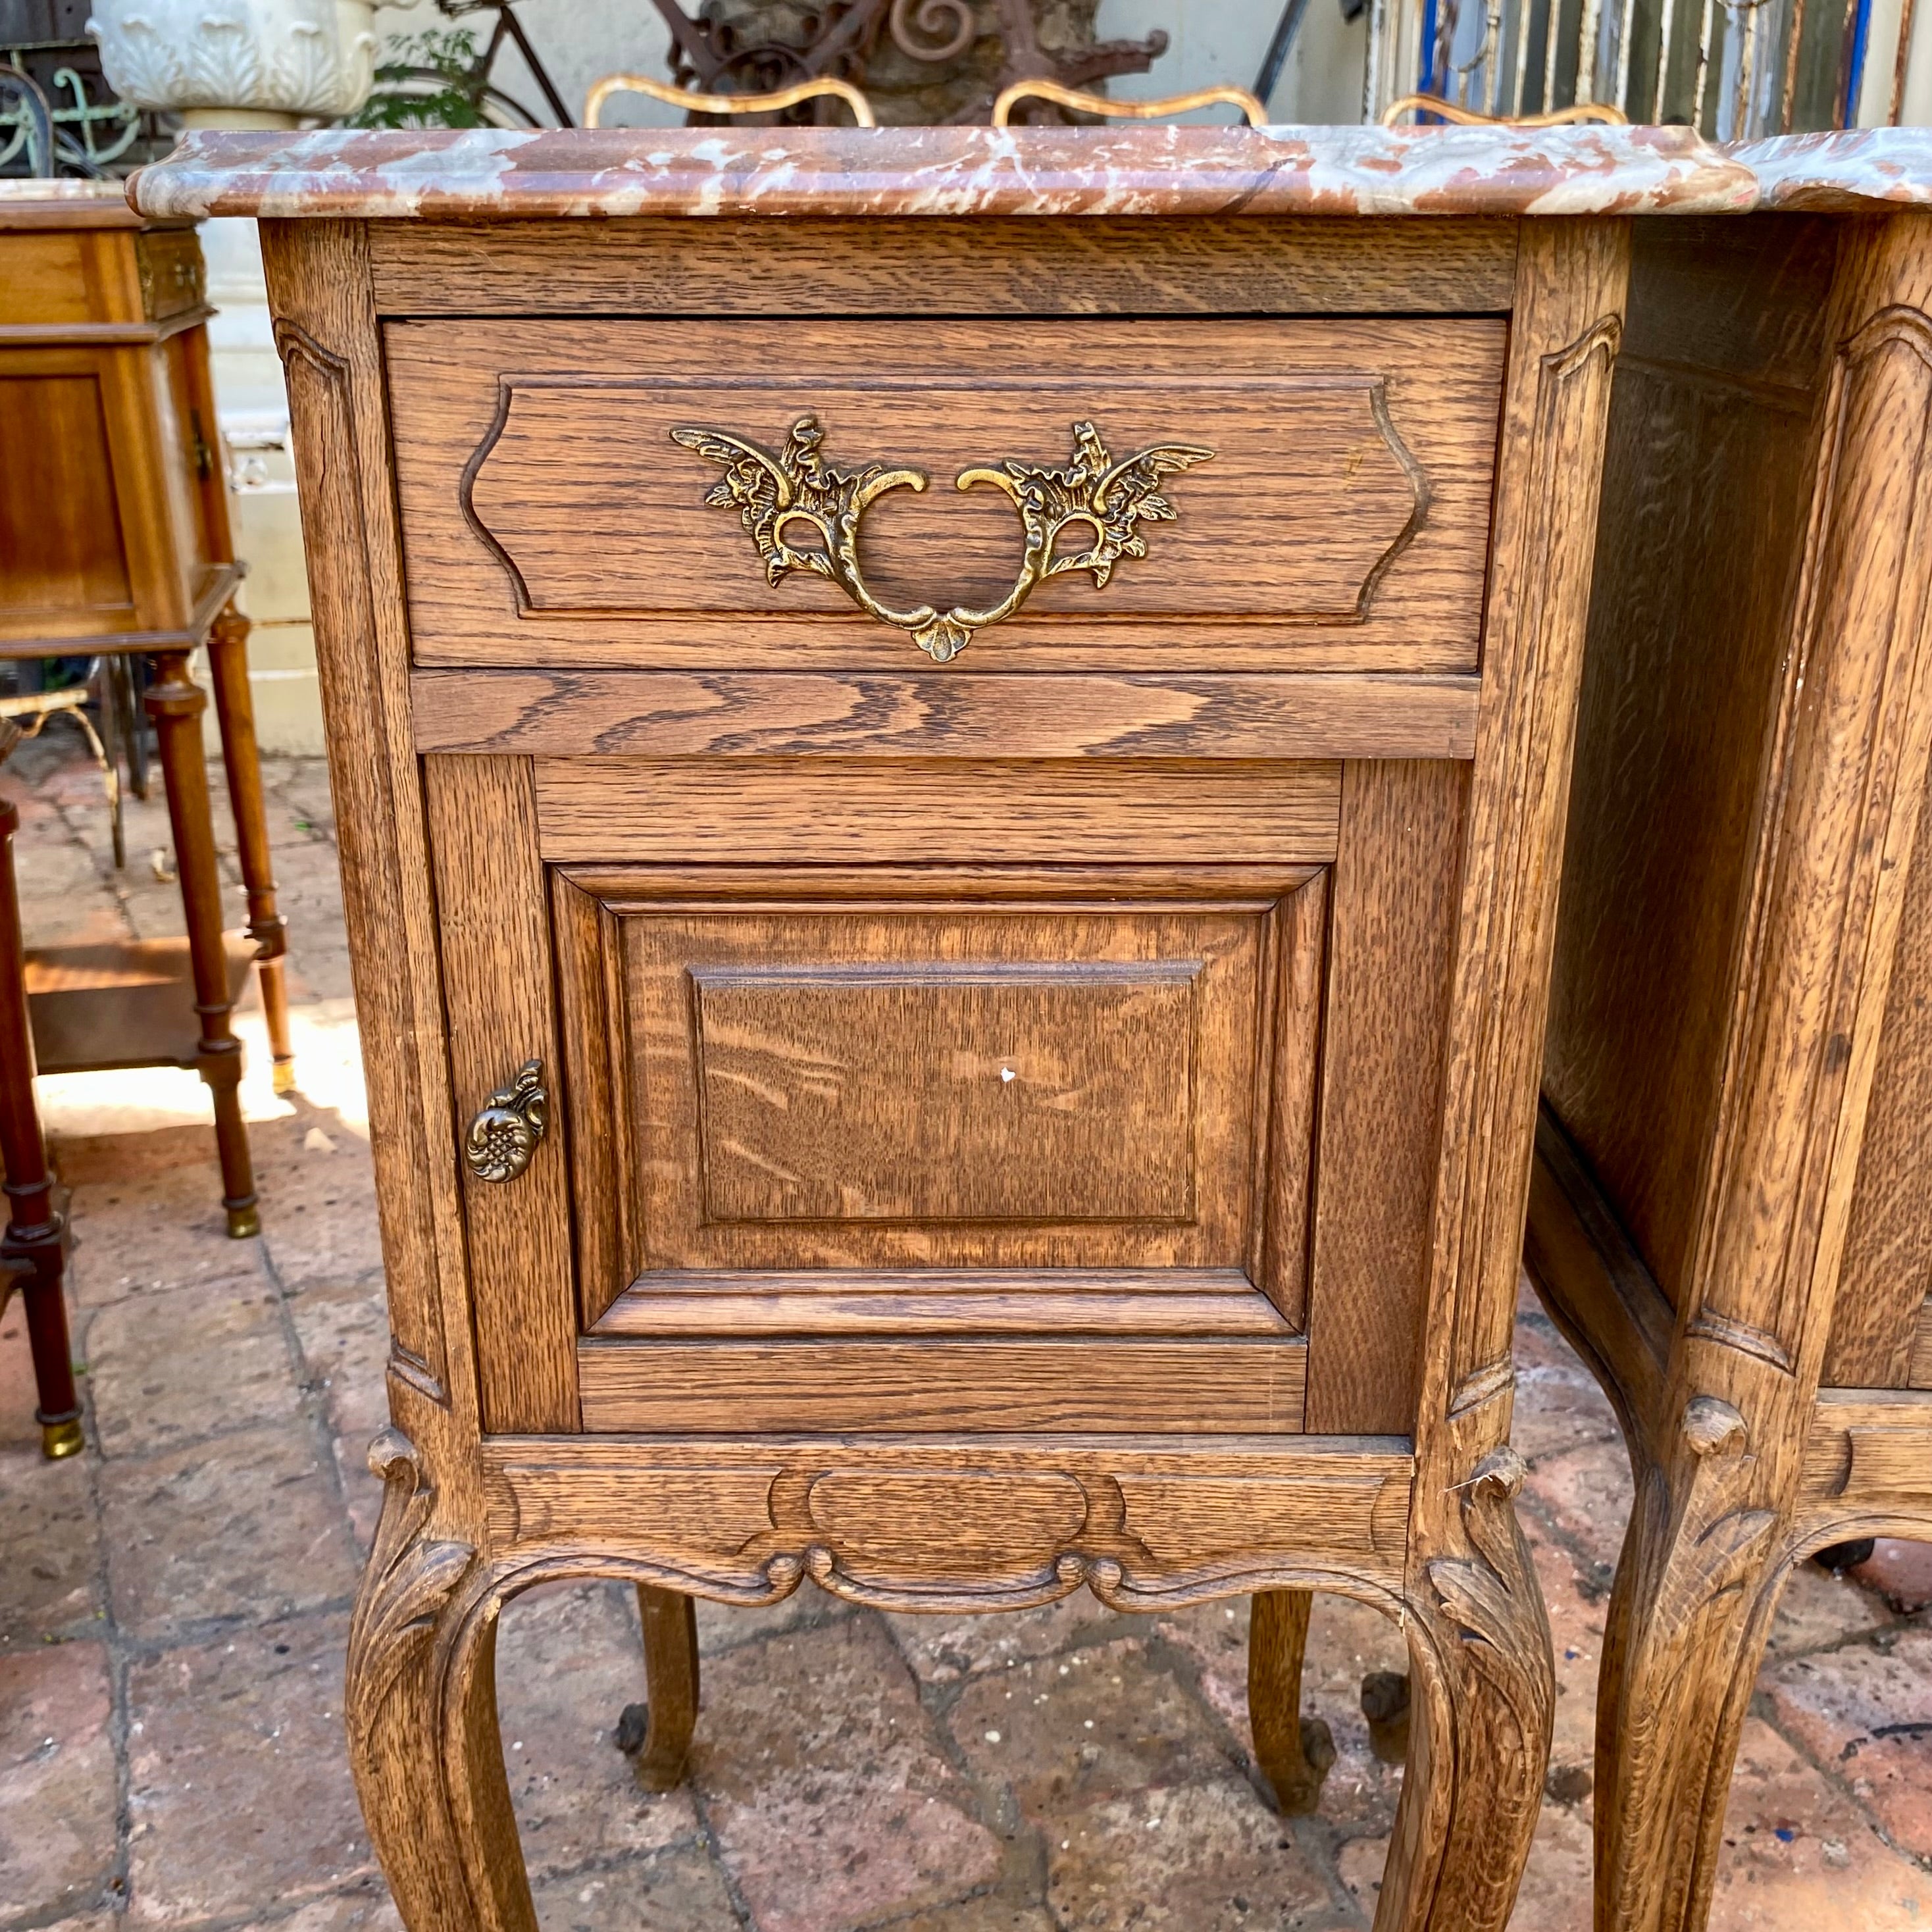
[1735,128,1932,210]
[126,122,1929,224]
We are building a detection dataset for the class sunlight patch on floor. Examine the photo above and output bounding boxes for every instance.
[34,996,369,1140]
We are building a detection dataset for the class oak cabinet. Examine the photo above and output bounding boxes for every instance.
[1529,206,1932,1932]
[138,122,1650,1932]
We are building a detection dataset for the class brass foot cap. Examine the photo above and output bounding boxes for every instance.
[41,1417,84,1460]
[226,1204,261,1239]
[271,1061,297,1097]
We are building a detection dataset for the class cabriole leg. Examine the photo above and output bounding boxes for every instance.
[347,1432,534,1932]
[1248,1589,1336,1814]
[1592,1398,1787,1932]
[621,1584,701,1792]
[1375,1450,1554,1932]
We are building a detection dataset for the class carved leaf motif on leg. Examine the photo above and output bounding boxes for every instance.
[1423,1446,1557,1906]
[1426,1449,1554,1726]
[346,1427,477,1754]
[1601,1397,1780,1929]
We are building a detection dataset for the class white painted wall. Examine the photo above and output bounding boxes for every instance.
[201,215,325,756]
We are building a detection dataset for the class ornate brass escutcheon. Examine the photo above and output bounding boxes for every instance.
[465,1059,547,1183]
[671,415,1214,662]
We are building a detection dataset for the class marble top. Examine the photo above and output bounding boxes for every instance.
[0,175,152,230]
[126,123,1932,222]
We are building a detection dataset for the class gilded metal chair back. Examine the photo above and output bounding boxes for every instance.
[585,72,877,128]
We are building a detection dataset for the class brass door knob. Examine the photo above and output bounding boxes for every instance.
[465,1059,547,1182]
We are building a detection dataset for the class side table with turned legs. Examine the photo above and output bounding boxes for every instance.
[1,180,295,1238]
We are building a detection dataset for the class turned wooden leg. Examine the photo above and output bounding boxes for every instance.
[1592,1397,1787,1932]
[349,1431,535,1932]
[1248,1589,1335,1814]
[205,605,295,1094]
[621,1584,700,1792]
[1376,1450,1554,1932]
[147,652,258,1237]
[0,801,82,1460]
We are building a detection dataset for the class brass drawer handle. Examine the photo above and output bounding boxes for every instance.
[672,415,1213,662]
[465,1059,547,1183]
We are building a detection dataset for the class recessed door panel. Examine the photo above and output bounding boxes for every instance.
[690,959,1198,1225]
[552,864,1328,1330]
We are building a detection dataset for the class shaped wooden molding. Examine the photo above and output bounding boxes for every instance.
[457,370,1437,640]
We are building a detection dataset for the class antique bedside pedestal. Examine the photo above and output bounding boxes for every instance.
[0,180,297,1235]
[136,121,1716,1931]
[1524,140,1932,1932]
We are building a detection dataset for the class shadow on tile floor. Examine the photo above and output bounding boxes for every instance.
[3,745,1931,1932]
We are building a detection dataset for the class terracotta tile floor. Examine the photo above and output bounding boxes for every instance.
[3,733,1931,1931]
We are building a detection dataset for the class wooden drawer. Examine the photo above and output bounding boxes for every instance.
[388,315,1506,675]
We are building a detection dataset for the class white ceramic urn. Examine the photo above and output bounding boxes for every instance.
[89,0,380,128]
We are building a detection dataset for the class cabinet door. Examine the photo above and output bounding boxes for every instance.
[559,864,1325,1436]
[432,753,1351,1436]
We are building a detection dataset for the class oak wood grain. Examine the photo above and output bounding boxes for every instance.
[1382,217,1629,1932]
[578,1336,1306,1434]
[386,316,1504,674]
[559,861,1319,907]
[592,1269,1293,1336]
[532,759,1340,865]
[630,1587,699,1792]
[1533,211,1932,1932]
[1258,869,1327,1327]
[368,215,1519,319]
[269,220,542,1932]
[550,875,629,1330]
[572,886,1304,1275]
[481,1431,1415,1596]
[1798,1388,1932,1504]
[266,194,1642,1932]
[1913,1302,1932,1387]
[1542,216,1835,1314]
[262,222,471,1432]
[408,668,1481,763]
[1829,766,1932,1384]
[1521,1106,1672,1436]
[1304,760,1465,1435]
[424,756,578,1435]
[693,960,1198,1224]
[1249,1590,1335,1815]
